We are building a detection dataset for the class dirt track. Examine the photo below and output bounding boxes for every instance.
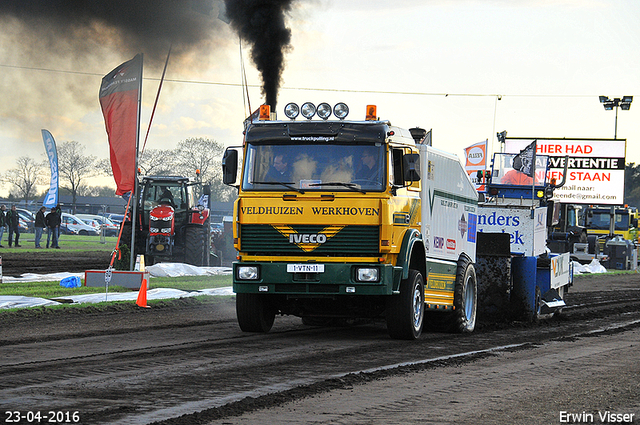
[0,248,112,276]
[0,267,639,424]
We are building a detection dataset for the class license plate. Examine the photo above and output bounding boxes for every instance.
[287,264,325,273]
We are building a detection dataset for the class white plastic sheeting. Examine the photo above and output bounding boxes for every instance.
[572,259,608,275]
[145,263,232,277]
[0,263,233,310]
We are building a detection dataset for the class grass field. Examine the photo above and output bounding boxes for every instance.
[8,233,118,251]
[1,234,233,304]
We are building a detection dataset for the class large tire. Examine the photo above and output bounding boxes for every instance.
[185,224,207,266]
[236,293,276,333]
[426,256,477,333]
[386,269,425,340]
[450,256,477,333]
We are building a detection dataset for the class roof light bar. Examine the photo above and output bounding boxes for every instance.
[282,102,350,120]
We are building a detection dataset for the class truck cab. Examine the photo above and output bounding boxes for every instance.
[223,103,479,339]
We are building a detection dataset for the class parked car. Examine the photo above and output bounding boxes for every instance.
[106,213,125,226]
[16,208,35,233]
[61,213,100,236]
[76,214,119,237]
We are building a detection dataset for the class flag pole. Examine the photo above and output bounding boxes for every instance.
[130,53,143,271]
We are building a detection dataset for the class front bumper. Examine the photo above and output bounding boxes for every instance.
[233,262,402,296]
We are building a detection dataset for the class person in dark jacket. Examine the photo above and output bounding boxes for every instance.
[0,204,6,248]
[55,204,62,242]
[34,206,47,248]
[6,205,21,247]
[46,207,61,249]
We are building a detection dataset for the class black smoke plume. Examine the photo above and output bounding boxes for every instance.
[224,0,294,108]
[0,0,225,68]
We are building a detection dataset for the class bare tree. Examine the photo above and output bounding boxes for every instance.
[57,141,98,213]
[139,148,176,176]
[4,156,43,203]
[173,137,234,201]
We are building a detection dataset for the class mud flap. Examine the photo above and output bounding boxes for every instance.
[540,288,566,314]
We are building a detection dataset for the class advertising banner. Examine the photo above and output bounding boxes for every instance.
[463,140,487,191]
[505,138,625,205]
[41,129,59,208]
[99,54,142,196]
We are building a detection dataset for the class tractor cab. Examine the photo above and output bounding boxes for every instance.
[118,175,212,267]
[482,152,551,202]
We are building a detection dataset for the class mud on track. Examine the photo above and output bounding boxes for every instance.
[0,248,111,276]
[0,258,639,425]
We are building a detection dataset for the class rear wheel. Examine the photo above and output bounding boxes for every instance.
[450,256,477,333]
[426,256,477,333]
[236,293,276,333]
[386,269,425,340]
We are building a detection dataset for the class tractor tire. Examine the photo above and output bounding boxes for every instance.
[386,269,425,340]
[236,293,276,333]
[185,224,207,266]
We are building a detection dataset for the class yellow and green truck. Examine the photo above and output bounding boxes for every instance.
[222,103,479,339]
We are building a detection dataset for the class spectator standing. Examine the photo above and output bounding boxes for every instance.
[6,205,21,247]
[0,205,6,248]
[55,204,62,243]
[46,207,61,249]
[34,206,47,248]
[0,204,7,247]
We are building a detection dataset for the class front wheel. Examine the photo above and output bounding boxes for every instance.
[236,293,276,333]
[386,269,425,340]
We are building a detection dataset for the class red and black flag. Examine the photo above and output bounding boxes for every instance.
[99,54,142,196]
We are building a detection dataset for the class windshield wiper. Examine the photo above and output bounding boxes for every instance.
[252,181,305,193]
[308,182,366,193]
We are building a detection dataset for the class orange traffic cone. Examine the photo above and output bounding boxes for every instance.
[136,278,150,308]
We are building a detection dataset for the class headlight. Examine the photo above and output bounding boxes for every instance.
[333,102,349,119]
[301,102,316,119]
[160,228,171,234]
[284,102,299,119]
[150,227,160,233]
[356,267,379,282]
[162,215,173,221]
[317,102,331,120]
[237,265,259,280]
[150,215,159,221]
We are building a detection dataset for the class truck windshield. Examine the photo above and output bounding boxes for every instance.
[242,142,385,192]
[589,212,629,230]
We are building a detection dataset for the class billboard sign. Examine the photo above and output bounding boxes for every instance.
[505,138,625,205]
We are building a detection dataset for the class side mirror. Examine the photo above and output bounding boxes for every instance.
[403,153,421,183]
[222,148,239,185]
[202,184,211,196]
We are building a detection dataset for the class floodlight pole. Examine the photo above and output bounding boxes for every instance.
[599,96,633,140]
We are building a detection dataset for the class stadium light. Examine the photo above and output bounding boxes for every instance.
[599,96,633,139]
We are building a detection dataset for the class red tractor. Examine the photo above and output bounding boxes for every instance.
[119,175,211,267]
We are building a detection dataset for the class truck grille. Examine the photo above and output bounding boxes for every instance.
[240,224,379,256]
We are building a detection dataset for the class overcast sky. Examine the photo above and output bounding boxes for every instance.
[1,0,638,198]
